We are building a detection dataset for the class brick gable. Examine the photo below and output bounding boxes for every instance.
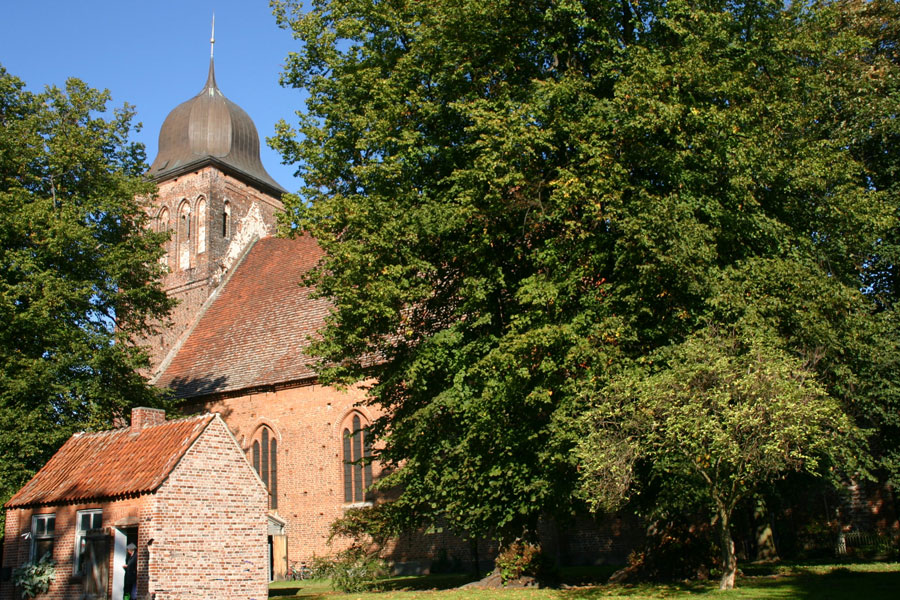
[147,416,268,600]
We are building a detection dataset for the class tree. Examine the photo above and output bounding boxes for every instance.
[0,67,173,519]
[576,326,854,589]
[271,0,899,570]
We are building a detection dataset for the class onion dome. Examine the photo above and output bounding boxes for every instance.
[148,58,286,195]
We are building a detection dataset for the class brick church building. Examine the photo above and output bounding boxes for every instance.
[142,55,386,578]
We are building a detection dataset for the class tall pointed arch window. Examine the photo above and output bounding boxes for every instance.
[222,201,231,238]
[196,197,207,254]
[157,207,170,269]
[178,200,191,270]
[342,413,373,504]
[157,207,170,232]
[251,425,278,509]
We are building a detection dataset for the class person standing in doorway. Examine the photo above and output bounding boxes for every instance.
[123,543,137,600]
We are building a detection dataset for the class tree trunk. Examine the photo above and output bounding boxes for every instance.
[718,510,737,590]
[754,501,778,562]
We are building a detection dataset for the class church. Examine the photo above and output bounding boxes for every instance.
[143,54,384,578]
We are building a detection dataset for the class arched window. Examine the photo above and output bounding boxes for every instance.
[157,207,170,233]
[342,413,373,504]
[222,201,231,238]
[178,200,191,270]
[251,425,277,509]
[157,207,170,269]
[196,197,207,254]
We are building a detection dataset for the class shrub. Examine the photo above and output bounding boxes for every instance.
[329,546,388,593]
[495,540,548,584]
[12,554,56,599]
[306,553,335,580]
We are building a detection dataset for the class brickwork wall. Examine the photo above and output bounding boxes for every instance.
[380,515,641,573]
[381,527,496,574]
[146,416,268,600]
[146,166,283,370]
[0,509,21,600]
[187,384,643,574]
[1,497,146,600]
[191,383,379,566]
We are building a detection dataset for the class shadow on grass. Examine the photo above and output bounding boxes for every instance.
[783,567,900,600]
[378,566,619,592]
[267,588,331,599]
[380,573,481,591]
[558,564,900,599]
[267,588,304,597]
[268,562,900,599]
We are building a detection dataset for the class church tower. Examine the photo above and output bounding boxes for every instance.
[146,46,287,371]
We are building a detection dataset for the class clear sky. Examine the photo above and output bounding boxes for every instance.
[0,0,304,191]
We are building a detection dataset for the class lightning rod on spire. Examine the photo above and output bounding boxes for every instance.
[211,14,216,59]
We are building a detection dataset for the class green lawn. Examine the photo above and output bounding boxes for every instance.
[269,561,900,599]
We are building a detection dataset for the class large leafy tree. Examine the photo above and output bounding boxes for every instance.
[0,68,173,517]
[271,0,899,566]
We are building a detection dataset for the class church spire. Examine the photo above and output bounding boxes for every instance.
[206,15,218,93]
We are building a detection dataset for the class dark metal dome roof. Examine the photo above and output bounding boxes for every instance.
[147,59,286,194]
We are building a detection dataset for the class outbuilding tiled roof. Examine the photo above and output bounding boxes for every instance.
[154,235,328,398]
[5,414,215,508]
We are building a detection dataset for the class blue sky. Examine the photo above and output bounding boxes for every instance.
[0,0,304,191]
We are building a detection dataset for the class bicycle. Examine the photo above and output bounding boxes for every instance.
[290,561,311,581]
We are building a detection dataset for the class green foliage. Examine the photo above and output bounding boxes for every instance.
[307,554,337,580]
[328,546,389,593]
[272,0,900,560]
[12,554,56,599]
[330,504,406,547]
[577,326,855,588]
[495,540,549,584]
[0,66,174,521]
[578,327,853,512]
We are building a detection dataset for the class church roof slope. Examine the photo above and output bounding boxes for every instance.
[5,413,215,508]
[155,235,328,398]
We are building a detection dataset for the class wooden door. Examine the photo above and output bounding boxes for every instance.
[82,532,109,600]
[272,534,288,580]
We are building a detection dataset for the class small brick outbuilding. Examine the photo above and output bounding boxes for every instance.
[0,408,268,600]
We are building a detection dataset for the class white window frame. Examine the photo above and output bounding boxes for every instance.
[30,513,55,561]
[73,509,103,575]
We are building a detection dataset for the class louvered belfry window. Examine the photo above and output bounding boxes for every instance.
[343,414,373,503]
[252,426,278,509]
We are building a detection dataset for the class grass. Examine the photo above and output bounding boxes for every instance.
[268,561,900,599]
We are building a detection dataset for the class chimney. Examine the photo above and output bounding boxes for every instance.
[131,407,166,433]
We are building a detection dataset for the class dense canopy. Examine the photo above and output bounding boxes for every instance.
[272,0,899,582]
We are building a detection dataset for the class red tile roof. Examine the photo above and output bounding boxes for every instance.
[154,236,329,398]
[5,414,215,508]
